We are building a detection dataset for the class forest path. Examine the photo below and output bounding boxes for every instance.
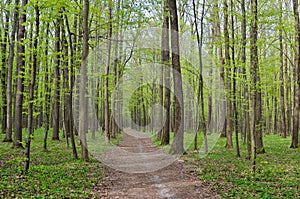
[93,129,219,199]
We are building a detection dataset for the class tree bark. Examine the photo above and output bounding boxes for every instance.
[24,5,39,172]
[104,0,113,143]
[279,0,287,138]
[193,0,208,153]
[14,0,27,148]
[169,0,185,155]
[231,0,240,157]
[52,16,61,140]
[291,0,300,149]
[0,0,10,136]
[4,0,16,142]
[224,0,233,148]
[79,0,89,161]
[161,0,170,146]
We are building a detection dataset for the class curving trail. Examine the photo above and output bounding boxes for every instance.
[93,129,220,199]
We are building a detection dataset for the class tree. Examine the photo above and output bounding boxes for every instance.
[279,0,287,138]
[0,0,10,137]
[24,4,40,172]
[192,0,208,153]
[250,0,258,172]
[161,0,170,146]
[224,0,233,148]
[14,0,28,148]
[104,0,113,143]
[231,0,240,157]
[4,0,19,142]
[52,15,62,141]
[79,0,89,161]
[291,0,299,149]
[169,0,185,155]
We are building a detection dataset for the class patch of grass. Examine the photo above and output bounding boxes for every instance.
[189,134,300,198]
[0,128,104,198]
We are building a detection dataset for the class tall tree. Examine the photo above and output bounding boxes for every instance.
[231,0,240,157]
[64,12,78,159]
[0,0,10,137]
[291,0,299,149]
[192,0,208,152]
[104,0,113,143]
[14,0,28,148]
[24,4,40,172]
[52,15,62,140]
[250,0,258,171]
[224,0,233,148]
[279,0,287,138]
[79,0,89,161]
[169,0,185,154]
[161,0,170,145]
[4,0,18,142]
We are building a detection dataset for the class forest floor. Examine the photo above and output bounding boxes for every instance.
[92,129,220,199]
[0,129,299,198]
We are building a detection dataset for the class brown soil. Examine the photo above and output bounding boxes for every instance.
[92,129,220,199]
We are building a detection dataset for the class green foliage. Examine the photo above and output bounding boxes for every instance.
[192,135,300,198]
[0,129,103,198]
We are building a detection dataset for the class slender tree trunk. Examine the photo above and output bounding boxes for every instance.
[43,23,50,150]
[14,0,28,148]
[104,0,113,143]
[24,5,39,172]
[79,0,89,161]
[4,0,16,142]
[279,0,287,138]
[231,0,240,157]
[250,0,258,172]
[62,26,70,147]
[193,0,208,153]
[169,0,185,154]
[284,43,290,135]
[241,0,250,156]
[274,95,278,134]
[224,0,233,148]
[291,0,300,149]
[64,13,78,159]
[1,1,10,136]
[161,0,170,145]
[52,16,61,140]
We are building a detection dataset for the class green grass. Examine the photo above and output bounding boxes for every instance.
[189,134,300,198]
[0,128,104,199]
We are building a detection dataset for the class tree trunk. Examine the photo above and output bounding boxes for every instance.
[79,0,89,161]
[14,0,27,148]
[291,0,300,149]
[24,5,39,172]
[169,0,185,155]
[161,0,170,146]
[224,0,233,148]
[52,16,61,140]
[43,23,50,150]
[193,0,208,153]
[104,0,113,143]
[4,0,17,142]
[279,0,287,138]
[231,0,240,157]
[0,1,10,136]
[64,13,78,159]
[62,26,70,147]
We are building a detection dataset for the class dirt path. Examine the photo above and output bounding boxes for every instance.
[93,129,220,199]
